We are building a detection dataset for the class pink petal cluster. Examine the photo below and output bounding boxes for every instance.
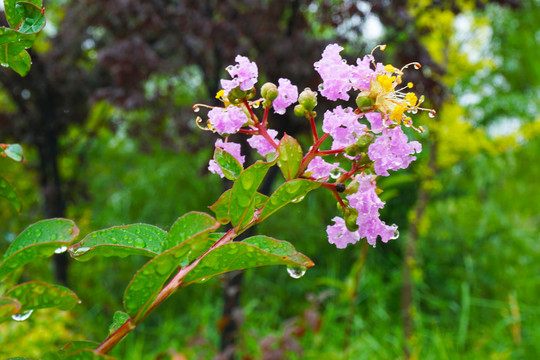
[247,129,279,157]
[273,78,298,115]
[322,106,367,150]
[208,139,245,178]
[220,55,259,94]
[208,105,249,135]
[314,44,378,101]
[367,127,422,176]
[326,217,361,249]
[345,174,398,246]
[364,112,384,133]
[306,157,340,180]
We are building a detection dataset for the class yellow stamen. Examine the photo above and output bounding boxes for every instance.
[377,75,395,92]
[216,89,225,99]
[407,82,414,88]
[390,105,406,122]
[405,93,418,107]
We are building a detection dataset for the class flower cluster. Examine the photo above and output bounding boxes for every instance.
[195,44,433,249]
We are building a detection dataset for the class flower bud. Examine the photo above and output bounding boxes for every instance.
[337,198,349,211]
[298,88,317,111]
[356,152,372,165]
[356,91,375,112]
[294,104,306,117]
[345,143,361,157]
[228,87,248,102]
[344,207,359,232]
[261,82,278,101]
[344,181,359,195]
[356,132,374,152]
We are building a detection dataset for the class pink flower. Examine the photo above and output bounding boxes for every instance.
[322,106,367,150]
[220,55,258,95]
[350,55,378,90]
[364,112,384,133]
[326,216,361,249]
[208,105,249,135]
[314,44,355,101]
[346,174,398,246]
[273,78,298,115]
[208,139,245,178]
[367,127,422,176]
[305,157,339,180]
[247,129,279,157]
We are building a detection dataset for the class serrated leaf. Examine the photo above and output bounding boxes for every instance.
[0,219,79,279]
[210,190,268,225]
[68,224,167,261]
[214,146,243,180]
[15,2,46,34]
[5,281,79,313]
[124,221,220,320]
[230,158,277,230]
[258,179,321,223]
[108,311,130,335]
[164,212,220,250]
[182,235,314,285]
[276,134,303,180]
[2,143,24,162]
[0,296,21,322]
[0,176,22,213]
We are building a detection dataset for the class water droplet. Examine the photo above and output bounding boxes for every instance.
[286,266,306,279]
[291,196,305,203]
[329,169,340,179]
[134,238,145,248]
[1,63,9,68]
[54,246,68,254]
[12,310,33,321]
[390,228,400,240]
[411,109,418,114]
[193,106,200,113]
[111,237,118,244]
[252,102,260,109]
[428,110,436,118]
[241,175,253,190]
[413,64,421,69]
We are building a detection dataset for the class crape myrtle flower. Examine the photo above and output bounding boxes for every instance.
[326,216,361,249]
[273,78,298,115]
[247,129,279,157]
[321,106,367,150]
[367,126,422,176]
[345,174,398,246]
[305,156,340,180]
[220,55,259,95]
[207,105,249,136]
[208,139,245,178]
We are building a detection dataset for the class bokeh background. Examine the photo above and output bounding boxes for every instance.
[1,0,539,359]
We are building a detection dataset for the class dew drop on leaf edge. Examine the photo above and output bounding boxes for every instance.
[12,309,34,322]
[286,266,306,279]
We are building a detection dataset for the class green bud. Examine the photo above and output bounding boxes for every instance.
[294,104,306,117]
[345,143,361,157]
[356,91,375,112]
[356,132,375,152]
[344,181,359,195]
[261,82,278,101]
[298,88,318,111]
[344,207,359,232]
[337,199,349,211]
[356,152,372,165]
[228,87,248,102]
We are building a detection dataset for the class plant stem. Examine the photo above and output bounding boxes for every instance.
[94,228,238,355]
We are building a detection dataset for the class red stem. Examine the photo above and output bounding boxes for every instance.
[308,112,319,142]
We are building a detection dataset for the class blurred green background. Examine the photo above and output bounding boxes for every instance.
[1,0,539,359]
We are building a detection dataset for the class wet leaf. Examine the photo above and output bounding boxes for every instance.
[68,224,167,261]
[182,235,314,285]
[210,190,268,225]
[124,221,220,320]
[108,311,130,335]
[5,281,79,312]
[230,158,277,230]
[1,143,24,162]
[62,350,115,360]
[0,176,22,213]
[276,134,303,180]
[258,179,321,223]
[0,219,79,279]
[214,146,243,180]
[0,296,21,323]
[15,2,46,34]
[164,212,220,250]
[3,0,43,29]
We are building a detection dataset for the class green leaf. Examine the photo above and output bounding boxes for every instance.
[164,212,220,250]
[68,224,167,261]
[230,158,277,230]
[258,179,321,223]
[124,221,220,320]
[0,176,22,213]
[0,296,21,322]
[0,219,79,279]
[182,235,314,285]
[62,350,115,360]
[3,0,44,30]
[276,134,303,180]
[210,190,268,225]
[214,146,243,180]
[1,143,24,162]
[108,311,130,335]
[4,281,80,313]
[15,2,46,34]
